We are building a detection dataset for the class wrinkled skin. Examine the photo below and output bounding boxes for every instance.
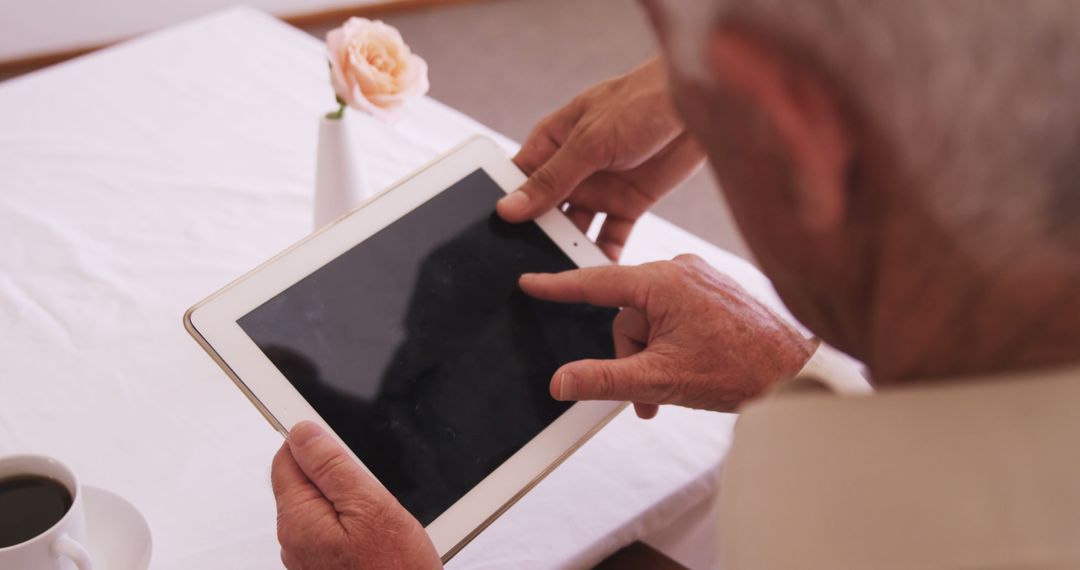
[497,57,705,261]
[520,254,816,414]
[271,421,441,570]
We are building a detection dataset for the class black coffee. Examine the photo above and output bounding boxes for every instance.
[0,475,73,548]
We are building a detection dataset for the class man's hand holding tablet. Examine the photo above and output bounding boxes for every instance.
[272,421,441,569]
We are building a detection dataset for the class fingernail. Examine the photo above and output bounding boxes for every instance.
[289,421,325,447]
[557,371,575,400]
[498,191,530,212]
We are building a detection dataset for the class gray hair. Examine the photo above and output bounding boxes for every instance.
[662,0,1080,265]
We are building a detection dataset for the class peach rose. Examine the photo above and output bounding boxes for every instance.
[326,17,429,121]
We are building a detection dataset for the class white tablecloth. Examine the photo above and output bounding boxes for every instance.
[0,7,788,568]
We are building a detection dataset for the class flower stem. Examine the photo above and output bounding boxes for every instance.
[325,101,346,120]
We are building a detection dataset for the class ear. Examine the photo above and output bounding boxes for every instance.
[705,30,854,231]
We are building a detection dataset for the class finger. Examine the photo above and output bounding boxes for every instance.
[272,441,340,551]
[550,352,669,403]
[627,131,706,194]
[271,442,327,512]
[499,135,605,222]
[287,421,384,512]
[555,135,702,259]
[596,216,635,261]
[614,309,654,419]
[519,265,654,309]
[280,547,299,570]
[512,103,584,175]
[560,133,704,222]
[564,205,595,234]
[513,130,559,177]
[612,309,658,420]
[272,442,309,496]
[634,403,660,419]
[613,307,649,358]
[562,172,655,221]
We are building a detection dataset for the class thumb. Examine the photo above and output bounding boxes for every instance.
[551,353,668,404]
[287,421,380,509]
[498,136,604,222]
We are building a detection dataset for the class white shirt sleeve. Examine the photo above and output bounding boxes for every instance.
[785,341,874,396]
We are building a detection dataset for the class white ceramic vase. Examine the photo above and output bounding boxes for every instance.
[313,113,373,230]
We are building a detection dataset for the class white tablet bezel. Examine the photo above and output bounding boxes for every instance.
[184,135,625,562]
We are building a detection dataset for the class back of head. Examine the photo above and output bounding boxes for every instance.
[655,0,1080,379]
[668,0,1080,268]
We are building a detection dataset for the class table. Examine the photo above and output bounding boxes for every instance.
[0,7,789,568]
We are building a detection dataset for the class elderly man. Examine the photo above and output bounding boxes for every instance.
[269,0,1080,568]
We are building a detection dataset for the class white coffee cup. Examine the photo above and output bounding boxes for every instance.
[0,455,93,570]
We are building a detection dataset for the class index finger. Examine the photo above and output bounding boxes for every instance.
[512,125,560,176]
[512,100,585,175]
[519,265,651,309]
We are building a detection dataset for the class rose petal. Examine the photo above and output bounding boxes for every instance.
[326,28,352,102]
[370,20,406,48]
[348,83,381,115]
[398,55,430,99]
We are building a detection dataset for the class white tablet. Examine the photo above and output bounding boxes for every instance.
[184,135,625,561]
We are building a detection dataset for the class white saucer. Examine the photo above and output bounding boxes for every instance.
[83,485,152,570]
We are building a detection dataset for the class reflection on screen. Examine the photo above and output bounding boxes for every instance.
[237,169,617,525]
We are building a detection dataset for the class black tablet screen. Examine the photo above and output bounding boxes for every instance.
[237,169,617,525]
